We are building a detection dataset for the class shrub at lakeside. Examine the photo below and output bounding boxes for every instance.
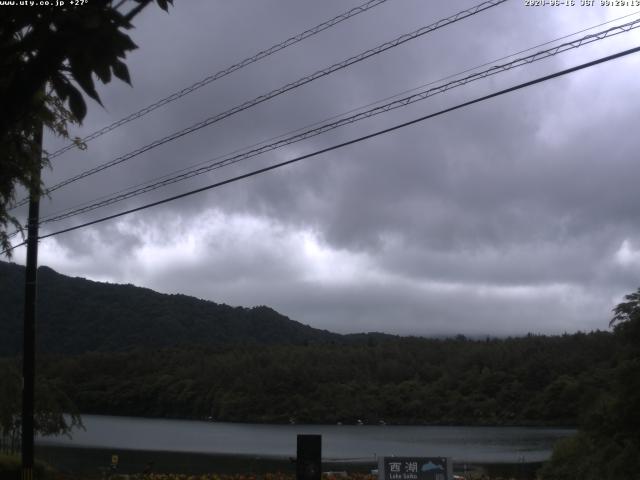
[0,453,54,479]
[539,289,640,480]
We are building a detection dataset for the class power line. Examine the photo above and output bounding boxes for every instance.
[323,9,640,126]
[16,10,638,235]
[11,0,507,209]
[8,11,639,235]
[47,0,393,160]
[35,17,640,226]
[4,44,639,256]
[40,9,639,224]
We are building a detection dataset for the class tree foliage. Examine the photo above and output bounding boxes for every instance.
[540,288,640,480]
[0,360,82,454]
[0,0,173,255]
[0,261,626,428]
[30,331,618,427]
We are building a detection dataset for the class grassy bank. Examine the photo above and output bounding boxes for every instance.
[33,446,542,479]
[35,446,298,476]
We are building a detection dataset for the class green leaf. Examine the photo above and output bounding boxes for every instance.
[94,61,112,84]
[114,31,137,52]
[67,85,87,122]
[112,59,131,85]
[50,74,71,101]
[70,62,102,106]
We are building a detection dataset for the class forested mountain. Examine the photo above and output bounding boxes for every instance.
[0,260,626,429]
[0,261,371,355]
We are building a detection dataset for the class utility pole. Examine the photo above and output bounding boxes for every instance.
[22,122,42,480]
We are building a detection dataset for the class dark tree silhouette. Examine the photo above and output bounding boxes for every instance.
[541,288,640,480]
[0,0,173,254]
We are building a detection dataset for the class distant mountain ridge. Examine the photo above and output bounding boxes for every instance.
[0,261,388,355]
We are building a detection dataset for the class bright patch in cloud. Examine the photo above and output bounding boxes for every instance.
[615,239,640,267]
[299,230,371,284]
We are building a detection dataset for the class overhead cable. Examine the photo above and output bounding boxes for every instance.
[47,0,393,160]
[12,0,507,209]
[4,44,639,256]
[36,17,640,225]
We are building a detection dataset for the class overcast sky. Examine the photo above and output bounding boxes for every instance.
[9,0,640,336]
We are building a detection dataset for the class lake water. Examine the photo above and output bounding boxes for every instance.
[37,415,574,463]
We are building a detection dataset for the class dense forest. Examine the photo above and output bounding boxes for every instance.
[1,261,639,478]
[0,261,622,427]
[1,331,617,426]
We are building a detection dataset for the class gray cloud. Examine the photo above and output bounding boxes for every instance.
[12,0,640,336]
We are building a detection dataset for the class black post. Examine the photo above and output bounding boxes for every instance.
[296,434,321,480]
[22,123,42,480]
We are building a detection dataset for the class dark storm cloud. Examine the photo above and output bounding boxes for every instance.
[19,0,640,335]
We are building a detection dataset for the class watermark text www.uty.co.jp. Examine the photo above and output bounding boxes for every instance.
[0,0,88,7]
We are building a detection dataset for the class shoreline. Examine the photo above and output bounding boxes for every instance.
[68,412,579,429]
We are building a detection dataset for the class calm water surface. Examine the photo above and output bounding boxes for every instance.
[37,414,574,463]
